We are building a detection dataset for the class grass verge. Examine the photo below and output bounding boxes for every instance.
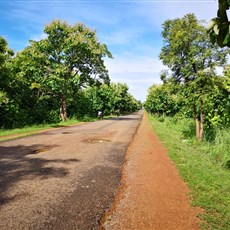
[0,114,119,141]
[147,114,230,230]
[0,117,97,141]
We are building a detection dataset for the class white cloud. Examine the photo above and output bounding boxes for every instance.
[105,55,165,74]
[30,33,47,42]
[109,71,162,102]
[105,54,165,101]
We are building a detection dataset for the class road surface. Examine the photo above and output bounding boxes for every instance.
[0,112,142,230]
[100,112,202,230]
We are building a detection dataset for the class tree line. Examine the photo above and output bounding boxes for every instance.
[0,20,141,129]
[145,14,230,141]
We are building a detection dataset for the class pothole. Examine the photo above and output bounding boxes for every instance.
[62,132,72,134]
[30,145,59,154]
[82,138,111,143]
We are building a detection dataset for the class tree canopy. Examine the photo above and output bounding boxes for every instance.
[14,20,112,121]
[0,20,141,129]
[159,13,228,140]
[0,37,14,95]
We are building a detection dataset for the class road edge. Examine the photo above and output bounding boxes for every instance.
[97,111,144,230]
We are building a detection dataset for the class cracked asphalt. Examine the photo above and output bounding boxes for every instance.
[0,112,142,230]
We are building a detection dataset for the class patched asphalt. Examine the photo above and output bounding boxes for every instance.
[0,112,143,230]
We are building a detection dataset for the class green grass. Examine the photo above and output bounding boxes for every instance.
[0,117,98,141]
[0,114,118,141]
[147,114,230,230]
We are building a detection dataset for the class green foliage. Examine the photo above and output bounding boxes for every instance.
[160,14,227,84]
[159,13,228,140]
[0,37,17,128]
[82,82,141,117]
[144,84,179,116]
[84,84,113,116]
[13,20,112,122]
[144,11,230,229]
[208,0,230,47]
[0,27,141,129]
[0,37,13,95]
[0,36,14,77]
[148,114,230,229]
[109,83,141,114]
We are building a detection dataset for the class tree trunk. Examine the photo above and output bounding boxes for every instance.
[194,104,200,140]
[199,99,204,141]
[195,117,201,141]
[60,95,67,122]
[193,101,204,142]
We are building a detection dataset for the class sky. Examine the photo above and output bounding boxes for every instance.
[0,0,218,102]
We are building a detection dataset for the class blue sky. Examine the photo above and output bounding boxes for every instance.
[0,0,217,101]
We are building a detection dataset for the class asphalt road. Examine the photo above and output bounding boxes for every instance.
[0,112,142,230]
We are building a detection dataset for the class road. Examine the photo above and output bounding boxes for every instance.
[101,112,201,230]
[0,112,142,230]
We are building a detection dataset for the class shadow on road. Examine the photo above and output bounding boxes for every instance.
[106,117,141,121]
[0,144,80,206]
[105,112,143,122]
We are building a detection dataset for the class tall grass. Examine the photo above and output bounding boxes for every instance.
[148,114,230,230]
[205,129,230,169]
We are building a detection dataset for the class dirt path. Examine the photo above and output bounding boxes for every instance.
[101,112,202,230]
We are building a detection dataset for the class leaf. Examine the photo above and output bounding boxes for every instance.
[214,24,220,35]
[207,18,219,32]
[223,30,230,46]
[210,31,217,44]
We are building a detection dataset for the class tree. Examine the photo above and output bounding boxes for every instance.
[144,84,179,116]
[109,83,140,114]
[208,0,230,47]
[160,14,228,141]
[84,82,141,117]
[0,37,16,128]
[84,84,113,116]
[0,36,14,103]
[15,20,112,121]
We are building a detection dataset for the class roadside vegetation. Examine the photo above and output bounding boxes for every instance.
[0,20,141,131]
[0,118,84,140]
[148,115,230,230]
[145,13,230,229]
